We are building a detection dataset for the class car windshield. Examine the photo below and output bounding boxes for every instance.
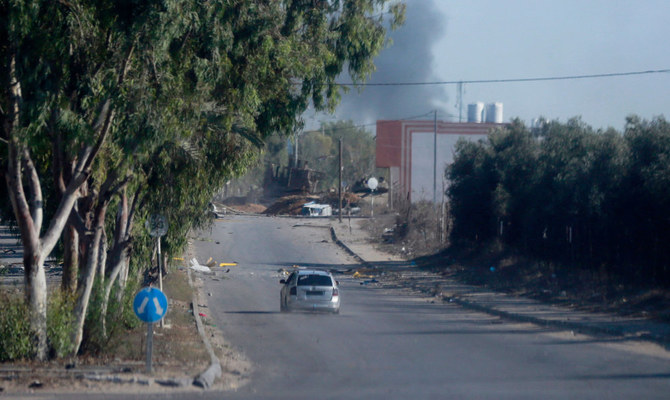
[297,275,332,286]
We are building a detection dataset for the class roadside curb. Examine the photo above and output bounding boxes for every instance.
[329,227,375,270]
[187,266,222,389]
[447,296,665,344]
[329,224,670,348]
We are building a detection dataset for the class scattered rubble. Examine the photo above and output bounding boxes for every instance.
[262,192,362,216]
[263,194,320,216]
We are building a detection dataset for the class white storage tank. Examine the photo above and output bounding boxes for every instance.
[467,102,484,123]
[485,102,503,123]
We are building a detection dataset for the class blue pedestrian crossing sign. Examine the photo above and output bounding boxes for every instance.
[133,287,169,323]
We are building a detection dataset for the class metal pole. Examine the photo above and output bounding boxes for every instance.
[457,82,464,122]
[338,138,343,223]
[157,237,163,292]
[433,110,438,205]
[146,322,153,374]
[157,237,164,328]
[389,172,393,210]
[294,131,299,168]
[371,189,375,218]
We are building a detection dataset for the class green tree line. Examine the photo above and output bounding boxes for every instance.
[0,0,405,361]
[447,116,670,286]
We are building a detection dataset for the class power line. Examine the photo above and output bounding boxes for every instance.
[306,111,435,133]
[331,68,670,87]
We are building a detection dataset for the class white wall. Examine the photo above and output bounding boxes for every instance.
[410,132,487,202]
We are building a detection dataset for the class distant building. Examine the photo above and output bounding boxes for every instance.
[376,120,504,204]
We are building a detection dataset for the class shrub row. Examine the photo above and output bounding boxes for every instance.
[447,116,670,286]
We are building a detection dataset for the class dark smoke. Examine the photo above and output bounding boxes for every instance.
[333,0,449,124]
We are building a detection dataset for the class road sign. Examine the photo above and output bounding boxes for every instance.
[133,287,169,323]
[146,214,167,237]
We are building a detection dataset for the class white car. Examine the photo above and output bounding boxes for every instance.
[280,269,340,313]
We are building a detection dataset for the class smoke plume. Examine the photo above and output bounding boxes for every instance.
[328,0,449,126]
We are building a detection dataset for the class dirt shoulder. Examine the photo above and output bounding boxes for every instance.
[330,215,670,354]
[414,245,670,324]
[355,212,670,325]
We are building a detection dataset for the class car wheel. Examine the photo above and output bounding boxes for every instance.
[280,297,287,312]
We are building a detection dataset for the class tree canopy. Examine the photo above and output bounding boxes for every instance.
[0,0,405,360]
[447,116,670,286]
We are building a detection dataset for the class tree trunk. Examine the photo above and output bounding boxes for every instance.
[70,202,108,355]
[61,223,79,293]
[98,227,108,286]
[117,256,130,302]
[6,161,49,360]
[100,240,130,338]
[101,187,136,336]
[4,55,48,360]
[24,248,48,360]
[3,45,120,361]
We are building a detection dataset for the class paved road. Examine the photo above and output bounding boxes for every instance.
[183,215,670,399]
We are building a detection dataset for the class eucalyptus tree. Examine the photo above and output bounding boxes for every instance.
[1,0,140,360]
[2,1,405,360]
[75,0,406,355]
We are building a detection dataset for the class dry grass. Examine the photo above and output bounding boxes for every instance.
[0,266,212,394]
[108,267,209,367]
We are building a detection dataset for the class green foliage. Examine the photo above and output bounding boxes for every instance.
[0,292,34,361]
[80,279,107,354]
[447,138,497,242]
[301,120,377,189]
[47,290,75,359]
[448,116,670,286]
[80,278,139,354]
[110,278,142,333]
[232,119,377,194]
[1,0,405,359]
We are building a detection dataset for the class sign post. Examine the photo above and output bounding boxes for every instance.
[367,177,378,218]
[145,214,167,326]
[133,287,169,374]
[146,321,153,374]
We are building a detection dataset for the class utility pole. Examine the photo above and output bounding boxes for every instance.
[457,82,464,122]
[338,138,343,223]
[294,130,299,168]
[433,110,437,205]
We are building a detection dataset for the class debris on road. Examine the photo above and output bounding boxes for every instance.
[277,268,290,277]
[352,271,373,279]
[190,258,212,273]
[264,194,320,216]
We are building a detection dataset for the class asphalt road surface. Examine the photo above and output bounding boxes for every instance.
[180,215,670,400]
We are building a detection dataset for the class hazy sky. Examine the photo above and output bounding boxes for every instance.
[307,0,670,132]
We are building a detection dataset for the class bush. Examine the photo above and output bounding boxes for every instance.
[80,278,140,354]
[0,292,34,361]
[47,290,76,358]
[447,116,670,286]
